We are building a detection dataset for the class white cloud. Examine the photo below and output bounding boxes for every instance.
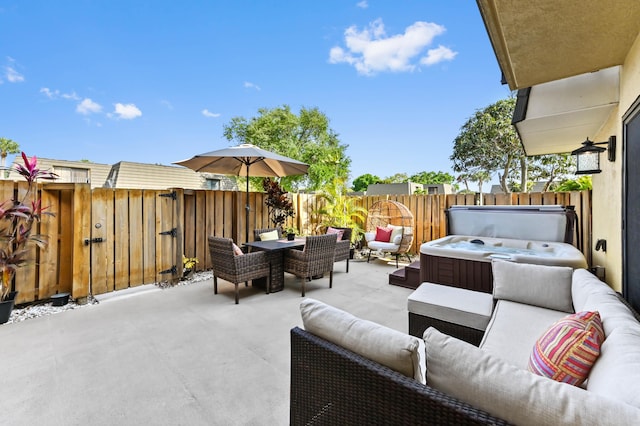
[244,81,261,91]
[329,18,457,75]
[112,103,142,120]
[202,109,220,118]
[76,98,102,115]
[5,66,24,83]
[40,87,80,100]
[40,87,56,98]
[356,1,368,8]
[62,91,80,100]
[421,45,458,66]
[160,100,173,110]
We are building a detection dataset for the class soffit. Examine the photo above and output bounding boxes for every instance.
[477,0,640,90]
[514,67,620,155]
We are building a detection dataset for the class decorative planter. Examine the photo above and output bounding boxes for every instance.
[287,233,295,241]
[50,292,70,306]
[0,291,18,324]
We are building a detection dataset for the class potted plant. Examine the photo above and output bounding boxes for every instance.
[284,226,299,241]
[262,177,295,233]
[182,255,198,280]
[0,153,57,324]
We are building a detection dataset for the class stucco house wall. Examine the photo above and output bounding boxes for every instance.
[591,31,640,291]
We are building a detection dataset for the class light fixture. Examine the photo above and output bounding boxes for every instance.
[571,136,616,175]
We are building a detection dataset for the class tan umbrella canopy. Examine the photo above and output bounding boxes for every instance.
[174,143,309,243]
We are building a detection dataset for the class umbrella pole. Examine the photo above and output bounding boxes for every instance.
[245,164,250,244]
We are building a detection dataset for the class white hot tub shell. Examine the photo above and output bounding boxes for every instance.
[420,235,587,269]
[419,205,588,293]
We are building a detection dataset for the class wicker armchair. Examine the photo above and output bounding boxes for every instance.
[208,236,271,304]
[284,234,337,297]
[329,227,352,273]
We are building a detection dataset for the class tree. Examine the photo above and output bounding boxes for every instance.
[0,137,20,173]
[408,171,455,185]
[450,97,522,193]
[523,154,575,192]
[555,175,592,192]
[223,105,350,192]
[456,171,492,194]
[313,177,368,244]
[382,173,409,184]
[351,173,381,192]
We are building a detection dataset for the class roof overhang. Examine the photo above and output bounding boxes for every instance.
[513,67,620,155]
[477,0,640,90]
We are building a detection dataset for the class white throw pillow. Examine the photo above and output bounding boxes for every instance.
[259,230,279,241]
[424,327,640,425]
[386,224,403,244]
[300,298,425,383]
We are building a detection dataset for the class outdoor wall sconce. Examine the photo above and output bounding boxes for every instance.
[571,136,616,175]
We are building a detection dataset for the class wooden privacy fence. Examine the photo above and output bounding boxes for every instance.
[8,180,591,304]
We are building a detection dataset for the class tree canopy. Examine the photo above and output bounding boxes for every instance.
[408,171,455,185]
[351,173,382,192]
[451,97,573,193]
[223,105,350,192]
[0,137,20,170]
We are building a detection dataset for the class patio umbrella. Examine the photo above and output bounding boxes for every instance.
[174,143,309,243]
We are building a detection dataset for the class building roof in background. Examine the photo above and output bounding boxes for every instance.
[5,157,238,191]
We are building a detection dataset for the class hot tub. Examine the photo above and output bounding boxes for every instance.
[419,206,587,293]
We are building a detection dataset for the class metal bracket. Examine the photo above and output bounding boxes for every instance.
[159,191,177,200]
[159,265,178,275]
[84,237,104,246]
[159,228,177,237]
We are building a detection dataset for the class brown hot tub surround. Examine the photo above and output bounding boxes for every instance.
[419,206,587,293]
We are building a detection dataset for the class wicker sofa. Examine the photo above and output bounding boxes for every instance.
[290,261,640,425]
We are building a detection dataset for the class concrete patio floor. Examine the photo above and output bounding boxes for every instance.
[0,257,415,425]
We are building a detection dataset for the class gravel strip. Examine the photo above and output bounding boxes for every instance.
[6,270,212,324]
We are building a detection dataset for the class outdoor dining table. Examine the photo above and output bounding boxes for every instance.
[243,237,306,293]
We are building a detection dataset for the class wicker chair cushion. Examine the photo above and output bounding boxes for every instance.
[259,230,279,241]
[492,260,574,313]
[326,227,345,241]
[425,327,640,425]
[300,298,425,384]
[387,224,403,243]
[375,226,392,242]
[232,243,244,256]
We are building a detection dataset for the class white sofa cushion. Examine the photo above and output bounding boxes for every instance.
[424,327,640,425]
[408,283,493,331]
[480,300,565,368]
[586,324,640,409]
[572,269,639,335]
[492,260,574,313]
[367,240,400,252]
[300,298,425,383]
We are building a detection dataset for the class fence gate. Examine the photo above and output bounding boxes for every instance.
[87,188,183,296]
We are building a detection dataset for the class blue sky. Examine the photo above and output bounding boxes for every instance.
[0,1,511,184]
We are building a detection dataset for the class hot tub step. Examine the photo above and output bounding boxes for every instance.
[389,261,421,289]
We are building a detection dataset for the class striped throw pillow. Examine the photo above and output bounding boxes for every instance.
[528,311,604,386]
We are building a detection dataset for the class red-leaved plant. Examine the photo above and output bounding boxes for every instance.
[0,153,57,301]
